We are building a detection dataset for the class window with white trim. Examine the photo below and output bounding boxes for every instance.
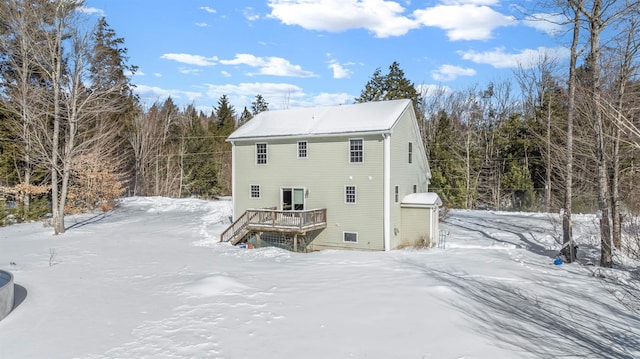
[413,184,417,193]
[256,143,267,164]
[345,185,356,204]
[250,185,260,198]
[343,231,358,243]
[349,139,363,163]
[298,141,308,158]
[408,142,413,163]
[395,186,399,203]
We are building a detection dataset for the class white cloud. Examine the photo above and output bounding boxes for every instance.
[204,82,307,110]
[200,6,217,14]
[219,54,316,78]
[441,0,499,5]
[195,22,209,27]
[431,64,476,81]
[161,53,218,66]
[311,92,355,107]
[154,73,163,78]
[326,55,353,79]
[328,61,352,79]
[220,71,232,78]
[134,85,203,104]
[243,7,260,21]
[522,13,567,36]
[459,46,570,69]
[414,4,515,41]
[77,6,105,17]
[267,0,515,40]
[267,0,419,38]
[179,68,201,75]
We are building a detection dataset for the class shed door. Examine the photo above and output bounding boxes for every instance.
[282,188,304,211]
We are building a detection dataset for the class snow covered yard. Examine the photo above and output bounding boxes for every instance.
[0,197,638,358]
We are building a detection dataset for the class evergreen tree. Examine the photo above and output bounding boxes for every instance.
[211,95,236,195]
[214,94,236,137]
[251,94,269,115]
[356,61,421,110]
[356,68,386,102]
[183,107,218,197]
[428,111,470,207]
[238,107,252,127]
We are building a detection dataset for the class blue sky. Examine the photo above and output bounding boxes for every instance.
[80,0,569,113]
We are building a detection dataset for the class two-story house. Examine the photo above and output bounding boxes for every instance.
[221,99,441,251]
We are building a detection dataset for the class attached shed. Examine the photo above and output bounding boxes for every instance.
[400,192,442,247]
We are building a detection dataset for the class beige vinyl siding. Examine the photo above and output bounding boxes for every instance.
[400,207,433,247]
[232,134,385,251]
[388,106,431,249]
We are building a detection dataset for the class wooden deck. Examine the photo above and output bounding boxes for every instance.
[220,208,327,245]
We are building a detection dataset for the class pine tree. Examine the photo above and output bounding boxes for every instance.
[356,61,421,110]
[214,95,236,137]
[251,94,269,115]
[356,68,386,102]
[183,107,218,197]
[238,107,252,127]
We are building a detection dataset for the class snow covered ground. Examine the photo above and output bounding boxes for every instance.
[0,197,639,358]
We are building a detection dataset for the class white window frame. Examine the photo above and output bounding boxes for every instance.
[408,142,413,164]
[256,143,267,165]
[297,141,308,158]
[343,231,358,243]
[345,185,356,204]
[395,185,399,203]
[413,184,417,193]
[349,138,364,164]
[250,184,261,199]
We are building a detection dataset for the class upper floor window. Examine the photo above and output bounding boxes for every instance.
[413,184,417,193]
[345,185,356,204]
[298,141,308,158]
[395,185,399,203]
[256,143,267,164]
[408,142,413,164]
[349,139,363,163]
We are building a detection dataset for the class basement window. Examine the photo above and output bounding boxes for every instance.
[343,232,358,243]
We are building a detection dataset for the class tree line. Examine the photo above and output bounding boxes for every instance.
[1,1,640,268]
[0,0,268,233]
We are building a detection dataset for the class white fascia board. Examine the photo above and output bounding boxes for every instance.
[227,130,391,143]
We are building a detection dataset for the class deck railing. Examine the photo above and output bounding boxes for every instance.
[247,208,327,232]
[220,208,327,244]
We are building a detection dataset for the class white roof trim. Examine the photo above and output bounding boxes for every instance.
[401,192,442,208]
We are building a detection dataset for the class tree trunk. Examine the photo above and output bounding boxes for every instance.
[562,0,582,263]
[51,4,65,235]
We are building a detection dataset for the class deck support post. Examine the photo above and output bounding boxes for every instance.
[293,234,298,252]
[256,233,261,248]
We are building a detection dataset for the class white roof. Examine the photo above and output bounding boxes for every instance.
[228,99,412,141]
[401,192,442,207]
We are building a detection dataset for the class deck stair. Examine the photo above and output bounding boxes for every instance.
[220,208,327,245]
